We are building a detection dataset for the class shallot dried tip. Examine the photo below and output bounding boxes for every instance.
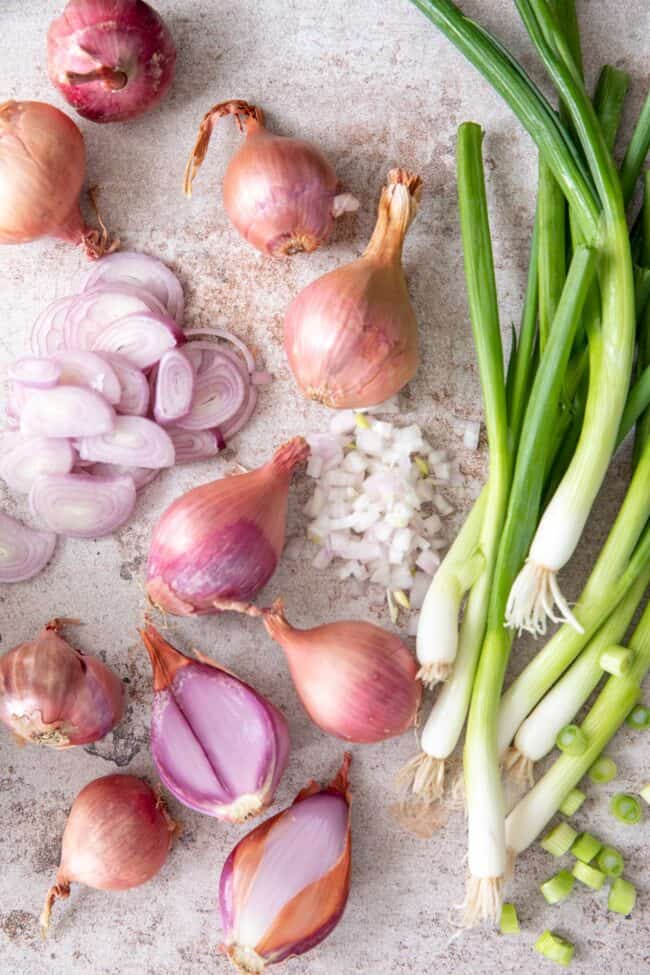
[184,100,264,196]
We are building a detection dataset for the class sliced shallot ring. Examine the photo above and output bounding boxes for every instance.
[0,437,76,494]
[166,427,222,463]
[183,329,256,374]
[98,353,150,416]
[153,348,195,425]
[76,416,175,469]
[219,384,258,440]
[9,357,61,389]
[79,252,184,325]
[30,296,77,356]
[0,511,57,582]
[88,462,160,491]
[62,285,167,351]
[29,473,136,538]
[20,386,115,439]
[92,312,182,369]
[51,350,122,405]
[174,351,247,431]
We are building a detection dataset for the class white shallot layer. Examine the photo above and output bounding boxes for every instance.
[302,404,459,626]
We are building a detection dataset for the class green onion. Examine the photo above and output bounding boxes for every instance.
[588,755,617,784]
[600,645,634,676]
[499,903,520,934]
[559,788,586,816]
[556,724,587,755]
[641,783,650,805]
[572,860,605,890]
[610,792,642,825]
[534,930,575,967]
[625,704,650,729]
[597,846,624,878]
[541,822,577,857]
[593,65,629,153]
[608,878,636,916]
[570,832,602,863]
[540,870,574,904]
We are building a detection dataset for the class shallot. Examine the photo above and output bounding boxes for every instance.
[0,618,124,747]
[41,774,177,935]
[146,437,310,615]
[47,0,176,124]
[0,100,114,257]
[183,100,358,256]
[262,600,421,743]
[141,625,289,821]
[284,169,422,408]
[220,754,352,972]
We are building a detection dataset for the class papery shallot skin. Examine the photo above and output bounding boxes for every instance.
[264,603,421,743]
[0,619,124,747]
[219,755,352,972]
[141,626,290,821]
[48,0,177,124]
[146,437,309,615]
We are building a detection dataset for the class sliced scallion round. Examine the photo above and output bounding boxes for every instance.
[534,930,575,967]
[588,755,617,784]
[556,724,588,755]
[600,645,634,675]
[559,788,586,816]
[626,704,650,729]
[499,902,520,934]
[541,822,578,857]
[540,870,574,905]
[597,846,624,878]
[610,792,643,824]
[572,860,605,890]
[608,877,636,915]
[571,831,602,863]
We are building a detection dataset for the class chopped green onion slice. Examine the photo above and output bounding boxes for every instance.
[354,412,370,429]
[541,822,578,857]
[597,846,624,878]
[499,902,520,934]
[556,724,588,755]
[559,788,586,816]
[626,704,650,729]
[641,783,650,805]
[571,832,602,863]
[540,870,574,905]
[610,792,643,824]
[588,755,618,784]
[534,930,575,967]
[608,878,637,915]
[572,860,605,890]
[415,455,429,477]
[600,645,634,676]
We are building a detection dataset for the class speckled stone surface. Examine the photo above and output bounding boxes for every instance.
[1,1,649,973]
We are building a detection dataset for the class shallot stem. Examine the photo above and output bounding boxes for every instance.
[183,100,264,197]
[212,598,264,617]
[40,881,70,938]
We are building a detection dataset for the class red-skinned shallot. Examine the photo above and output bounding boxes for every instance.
[0,100,114,258]
[284,168,422,408]
[146,437,309,616]
[40,774,177,935]
[47,0,176,124]
[183,100,358,256]
[0,619,124,747]
[262,600,421,743]
[219,754,352,972]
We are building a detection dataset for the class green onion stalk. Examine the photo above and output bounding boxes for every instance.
[399,123,511,807]
[506,595,650,859]
[505,0,635,635]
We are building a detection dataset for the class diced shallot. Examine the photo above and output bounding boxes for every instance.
[20,386,115,439]
[29,473,136,538]
[0,437,76,494]
[76,416,175,469]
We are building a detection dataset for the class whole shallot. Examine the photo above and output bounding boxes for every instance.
[47,0,177,124]
[141,624,289,821]
[263,601,421,743]
[0,100,114,257]
[183,100,358,256]
[0,618,124,747]
[284,168,422,408]
[146,437,310,615]
[220,754,352,972]
[41,774,177,935]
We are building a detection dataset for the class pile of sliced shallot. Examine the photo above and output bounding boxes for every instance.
[302,407,459,633]
[0,251,266,582]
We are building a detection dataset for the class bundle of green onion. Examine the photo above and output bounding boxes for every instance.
[400,0,650,935]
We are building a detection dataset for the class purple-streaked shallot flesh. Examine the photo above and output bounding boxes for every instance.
[76,416,175,469]
[153,348,195,425]
[29,473,136,538]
